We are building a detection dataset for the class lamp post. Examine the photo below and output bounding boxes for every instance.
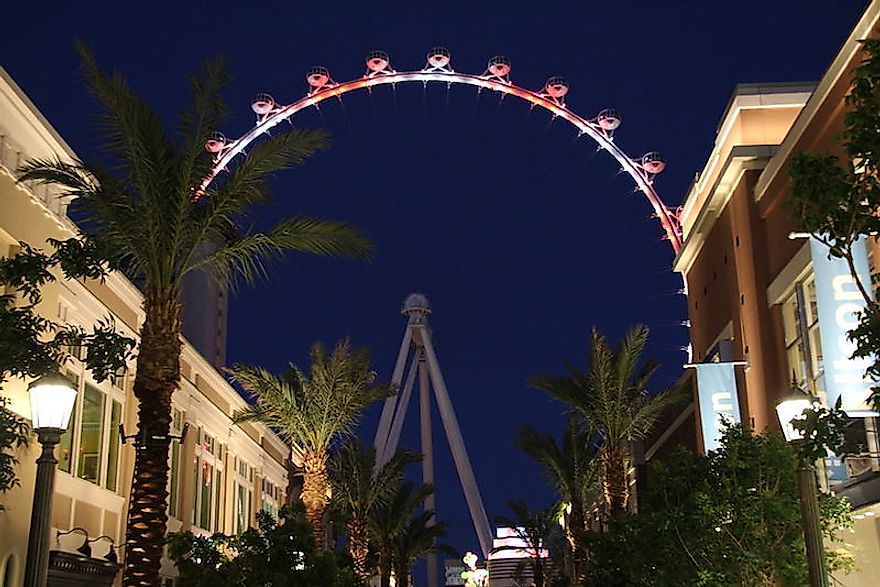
[775,383,829,587]
[23,373,77,587]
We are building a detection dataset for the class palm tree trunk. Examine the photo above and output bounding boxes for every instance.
[378,551,392,587]
[534,559,545,587]
[603,448,629,518]
[347,518,370,585]
[568,502,588,584]
[122,289,181,587]
[301,448,330,550]
[394,563,410,587]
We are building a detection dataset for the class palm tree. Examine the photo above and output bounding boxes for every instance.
[493,500,561,587]
[231,340,393,550]
[391,511,452,587]
[18,47,371,587]
[369,481,436,587]
[530,326,684,518]
[516,418,598,582]
[329,442,420,585]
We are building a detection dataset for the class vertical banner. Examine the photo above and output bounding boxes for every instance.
[809,237,878,417]
[694,362,741,453]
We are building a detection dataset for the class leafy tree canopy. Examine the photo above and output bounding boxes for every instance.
[585,426,853,587]
[168,503,358,587]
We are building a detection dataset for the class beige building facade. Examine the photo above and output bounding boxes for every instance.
[0,67,290,586]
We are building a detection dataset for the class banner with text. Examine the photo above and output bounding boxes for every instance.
[694,362,741,453]
[809,237,878,416]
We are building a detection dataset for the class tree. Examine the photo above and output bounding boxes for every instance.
[18,47,371,586]
[329,442,420,585]
[530,326,684,517]
[231,340,393,550]
[369,481,436,587]
[493,500,564,587]
[167,504,358,587]
[584,426,853,587]
[0,238,134,502]
[516,418,597,582]
[787,39,880,412]
[391,510,452,587]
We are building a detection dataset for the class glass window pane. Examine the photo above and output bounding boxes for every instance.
[805,278,819,327]
[782,294,801,346]
[191,458,199,526]
[214,470,222,532]
[809,324,824,378]
[200,463,213,530]
[169,441,180,518]
[58,372,80,473]
[77,384,105,484]
[786,344,807,387]
[105,401,122,491]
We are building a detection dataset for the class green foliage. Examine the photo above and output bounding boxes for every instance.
[0,239,134,386]
[17,45,372,300]
[329,442,420,529]
[787,39,880,412]
[791,396,854,462]
[167,504,358,587]
[584,425,853,587]
[0,396,29,502]
[530,325,687,516]
[230,340,395,453]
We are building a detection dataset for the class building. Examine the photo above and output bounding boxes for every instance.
[486,527,551,587]
[0,67,290,586]
[667,2,880,585]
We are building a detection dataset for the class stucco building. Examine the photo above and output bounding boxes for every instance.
[663,3,880,584]
[0,67,289,586]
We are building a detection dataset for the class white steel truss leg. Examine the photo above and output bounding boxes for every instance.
[374,325,413,460]
[419,325,493,558]
[420,355,438,587]
[383,349,421,465]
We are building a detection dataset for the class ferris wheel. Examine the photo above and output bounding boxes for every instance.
[201,47,684,255]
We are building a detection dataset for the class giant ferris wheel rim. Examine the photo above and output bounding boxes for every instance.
[202,57,683,255]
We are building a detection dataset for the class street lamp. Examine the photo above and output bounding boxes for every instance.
[23,373,77,587]
[775,382,829,587]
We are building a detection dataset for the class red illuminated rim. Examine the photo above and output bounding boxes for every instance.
[202,54,683,254]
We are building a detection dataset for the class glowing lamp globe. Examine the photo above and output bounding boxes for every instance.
[28,374,77,432]
[775,383,815,443]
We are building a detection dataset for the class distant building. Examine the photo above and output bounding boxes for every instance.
[487,527,551,587]
[444,558,466,586]
[0,66,289,586]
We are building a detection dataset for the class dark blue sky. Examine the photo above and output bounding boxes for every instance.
[1,0,869,566]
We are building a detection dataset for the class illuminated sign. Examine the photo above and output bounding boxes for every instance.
[809,238,878,416]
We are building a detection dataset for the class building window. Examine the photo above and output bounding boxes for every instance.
[192,428,224,532]
[77,384,105,483]
[261,478,280,519]
[58,370,123,490]
[781,276,823,392]
[168,409,184,519]
[58,371,80,474]
[105,400,122,491]
[234,457,254,534]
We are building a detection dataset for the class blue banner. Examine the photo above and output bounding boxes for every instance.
[694,362,741,453]
[809,237,878,417]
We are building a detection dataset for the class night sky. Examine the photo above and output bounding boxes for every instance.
[1,0,869,569]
